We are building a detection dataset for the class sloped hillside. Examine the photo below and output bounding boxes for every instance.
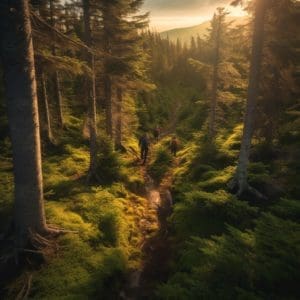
[160,16,248,44]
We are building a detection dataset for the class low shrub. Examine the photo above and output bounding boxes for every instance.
[270,198,300,222]
[95,135,123,185]
[171,189,258,237]
[157,213,300,300]
[149,147,173,183]
[197,166,235,191]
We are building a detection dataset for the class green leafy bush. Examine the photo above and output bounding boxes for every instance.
[95,135,123,185]
[171,189,258,237]
[270,198,300,222]
[149,147,173,183]
[189,164,216,181]
[248,162,270,186]
[157,212,300,300]
[254,213,300,298]
[157,227,256,300]
[197,166,235,191]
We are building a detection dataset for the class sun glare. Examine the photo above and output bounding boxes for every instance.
[146,4,248,32]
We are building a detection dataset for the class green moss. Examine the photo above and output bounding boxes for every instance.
[46,202,98,241]
[1,132,146,299]
[157,122,299,300]
[43,146,90,199]
[31,236,127,299]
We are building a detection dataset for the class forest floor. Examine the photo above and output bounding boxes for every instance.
[121,151,176,299]
[0,121,180,299]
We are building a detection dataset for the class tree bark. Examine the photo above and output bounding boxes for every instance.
[0,0,49,247]
[104,74,113,137]
[102,4,114,138]
[83,0,98,181]
[49,0,64,129]
[209,15,221,140]
[234,0,267,195]
[40,70,54,144]
[115,87,123,150]
[52,70,64,128]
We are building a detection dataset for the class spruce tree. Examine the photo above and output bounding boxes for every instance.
[230,0,269,197]
[49,0,64,129]
[100,0,148,142]
[82,0,98,181]
[0,0,54,247]
[208,8,229,140]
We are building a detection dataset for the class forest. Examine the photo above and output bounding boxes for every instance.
[0,0,299,299]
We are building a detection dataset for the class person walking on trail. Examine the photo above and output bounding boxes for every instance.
[153,126,161,141]
[139,133,150,165]
[170,136,178,157]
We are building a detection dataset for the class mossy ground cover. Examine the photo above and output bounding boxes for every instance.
[0,119,151,299]
[155,127,300,300]
[1,118,299,299]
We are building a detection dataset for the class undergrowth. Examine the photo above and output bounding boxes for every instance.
[156,125,300,300]
[149,144,173,183]
[0,118,147,299]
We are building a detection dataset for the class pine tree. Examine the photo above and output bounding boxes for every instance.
[230,0,269,197]
[100,0,148,143]
[259,0,299,146]
[49,0,64,129]
[0,0,54,247]
[31,0,92,144]
[40,69,54,144]
[208,8,229,140]
[82,0,98,181]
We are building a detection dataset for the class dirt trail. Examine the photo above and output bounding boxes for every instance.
[121,166,173,299]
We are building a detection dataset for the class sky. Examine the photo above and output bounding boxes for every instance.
[142,0,248,32]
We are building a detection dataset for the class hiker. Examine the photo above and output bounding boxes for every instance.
[153,126,161,141]
[170,136,178,157]
[139,133,150,165]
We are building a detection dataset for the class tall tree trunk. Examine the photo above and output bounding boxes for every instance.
[104,74,113,137]
[209,16,221,140]
[0,0,49,247]
[41,70,54,144]
[265,67,280,147]
[83,0,98,181]
[53,70,64,128]
[102,5,113,138]
[115,87,123,150]
[49,0,64,129]
[233,0,267,196]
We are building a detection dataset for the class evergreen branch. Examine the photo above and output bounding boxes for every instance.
[30,10,101,57]
[35,51,92,77]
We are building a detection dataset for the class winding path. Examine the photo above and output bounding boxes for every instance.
[122,167,173,299]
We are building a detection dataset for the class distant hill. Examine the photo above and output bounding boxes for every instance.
[160,16,248,45]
